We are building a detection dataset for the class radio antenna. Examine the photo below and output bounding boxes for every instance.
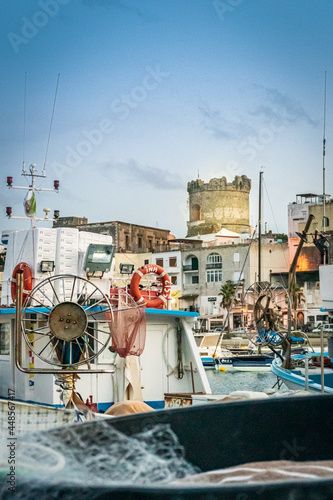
[22,72,27,175]
[42,73,60,177]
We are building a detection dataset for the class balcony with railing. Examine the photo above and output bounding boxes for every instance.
[183,264,199,272]
[206,263,222,270]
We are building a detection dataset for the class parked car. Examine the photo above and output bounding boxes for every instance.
[312,324,333,334]
[301,324,313,333]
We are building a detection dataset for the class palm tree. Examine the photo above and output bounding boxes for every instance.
[219,280,238,332]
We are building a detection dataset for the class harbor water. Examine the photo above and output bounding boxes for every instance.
[205,369,282,395]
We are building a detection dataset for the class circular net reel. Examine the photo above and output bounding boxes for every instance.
[244,281,290,347]
[21,275,113,368]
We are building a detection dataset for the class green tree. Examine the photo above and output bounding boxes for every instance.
[219,280,238,332]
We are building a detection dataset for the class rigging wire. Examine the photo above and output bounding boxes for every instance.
[22,72,27,175]
[262,178,290,281]
[41,73,60,180]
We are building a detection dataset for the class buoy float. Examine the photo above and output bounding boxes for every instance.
[130,264,171,308]
[11,262,33,304]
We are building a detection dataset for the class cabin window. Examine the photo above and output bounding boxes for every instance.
[0,323,10,355]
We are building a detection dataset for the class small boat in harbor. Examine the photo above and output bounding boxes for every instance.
[272,351,333,393]
[271,264,333,393]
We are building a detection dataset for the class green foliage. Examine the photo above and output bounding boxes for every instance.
[219,281,238,332]
[219,280,237,309]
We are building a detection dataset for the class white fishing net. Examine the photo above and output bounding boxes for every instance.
[0,421,199,499]
[0,398,75,434]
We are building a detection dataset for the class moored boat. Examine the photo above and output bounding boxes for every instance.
[0,164,211,414]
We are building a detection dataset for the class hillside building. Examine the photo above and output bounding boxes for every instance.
[54,218,170,254]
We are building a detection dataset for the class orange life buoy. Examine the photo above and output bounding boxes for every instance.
[11,262,33,304]
[129,264,171,308]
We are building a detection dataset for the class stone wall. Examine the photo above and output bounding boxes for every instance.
[186,175,251,236]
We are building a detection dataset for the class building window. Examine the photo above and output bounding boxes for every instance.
[156,258,163,267]
[191,203,201,221]
[233,253,240,263]
[192,275,199,284]
[206,253,222,270]
[138,237,142,249]
[144,259,149,265]
[125,235,130,249]
[183,255,199,271]
[207,253,222,265]
[234,271,240,282]
[207,270,222,283]
[148,239,153,250]
[0,323,10,355]
[169,257,177,267]
[171,276,177,285]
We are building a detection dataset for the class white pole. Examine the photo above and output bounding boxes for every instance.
[304,354,309,391]
[321,325,325,393]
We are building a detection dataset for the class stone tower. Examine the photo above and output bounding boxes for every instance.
[186,175,251,237]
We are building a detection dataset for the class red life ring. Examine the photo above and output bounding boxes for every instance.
[11,262,33,304]
[130,264,171,308]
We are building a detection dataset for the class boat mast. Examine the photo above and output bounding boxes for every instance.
[258,170,263,283]
[322,71,327,264]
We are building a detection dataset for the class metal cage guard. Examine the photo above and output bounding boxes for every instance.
[15,271,115,374]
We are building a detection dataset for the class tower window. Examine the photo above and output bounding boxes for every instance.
[191,204,201,221]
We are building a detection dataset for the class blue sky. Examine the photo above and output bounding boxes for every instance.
[1,0,332,237]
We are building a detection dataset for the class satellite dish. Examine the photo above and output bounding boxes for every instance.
[43,208,51,219]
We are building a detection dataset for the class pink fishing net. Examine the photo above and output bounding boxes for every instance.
[109,304,146,357]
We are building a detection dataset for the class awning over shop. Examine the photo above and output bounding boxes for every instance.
[179,294,199,300]
[198,314,224,320]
